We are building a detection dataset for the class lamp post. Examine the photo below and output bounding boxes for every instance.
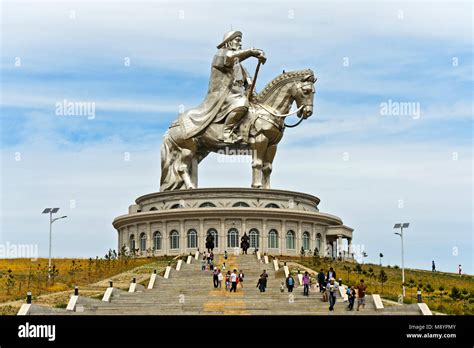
[379,253,384,266]
[42,208,67,280]
[362,251,368,264]
[394,223,409,301]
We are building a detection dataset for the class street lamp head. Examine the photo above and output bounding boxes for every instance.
[393,223,401,229]
[42,208,60,214]
[61,216,67,219]
[402,223,410,228]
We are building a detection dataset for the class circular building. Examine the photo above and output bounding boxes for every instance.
[113,188,354,259]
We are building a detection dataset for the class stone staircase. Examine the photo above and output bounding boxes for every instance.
[71,254,402,315]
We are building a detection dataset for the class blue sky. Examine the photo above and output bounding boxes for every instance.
[1,0,472,274]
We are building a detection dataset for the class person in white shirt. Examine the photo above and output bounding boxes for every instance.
[230,270,238,292]
[217,269,223,288]
[327,278,339,311]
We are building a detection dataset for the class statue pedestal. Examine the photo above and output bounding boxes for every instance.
[113,188,353,258]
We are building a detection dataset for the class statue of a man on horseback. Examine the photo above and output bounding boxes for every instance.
[160,31,316,191]
[178,30,266,144]
[240,233,250,254]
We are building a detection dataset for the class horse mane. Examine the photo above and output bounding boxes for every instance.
[256,69,314,103]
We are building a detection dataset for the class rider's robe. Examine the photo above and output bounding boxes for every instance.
[177,48,251,139]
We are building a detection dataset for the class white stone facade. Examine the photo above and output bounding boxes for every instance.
[113,188,354,258]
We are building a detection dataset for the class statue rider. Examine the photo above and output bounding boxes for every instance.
[177,31,266,144]
[216,31,266,143]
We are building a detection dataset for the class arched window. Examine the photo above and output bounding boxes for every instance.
[227,228,239,248]
[233,202,250,207]
[199,202,216,208]
[140,233,147,251]
[265,203,280,208]
[268,229,278,248]
[286,230,295,250]
[249,229,259,248]
[129,234,136,251]
[149,207,158,211]
[316,233,322,254]
[153,231,162,250]
[170,230,179,249]
[302,231,310,250]
[207,228,218,248]
[187,229,198,248]
[170,203,181,209]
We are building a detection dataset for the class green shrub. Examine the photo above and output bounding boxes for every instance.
[450,286,461,300]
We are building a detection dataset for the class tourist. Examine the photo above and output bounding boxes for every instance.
[222,262,226,270]
[225,271,231,290]
[347,286,356,311]
[224,250,228,260]
[217,269,223,288]
[356,279,367,311]
[230,269,238,292]
[210,251,214,263]
[286,274,295,292]
[201,257,206,271]
[257,270,268,292]
[327,278,339,311]
[317,268,325,292]
[326,267,336,281]
[207,252,211,265]
[209,261,214,271]
[213,268,219,288]
[238,270,244,288]
[458,264,462,276]
[432,260,436,272]
[303,272,310,296]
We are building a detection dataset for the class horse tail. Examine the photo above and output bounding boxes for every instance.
[160,130,185,191]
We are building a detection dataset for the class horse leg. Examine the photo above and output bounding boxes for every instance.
[262,144,277,189]
[178,147,196,189]
[250,134,268,188]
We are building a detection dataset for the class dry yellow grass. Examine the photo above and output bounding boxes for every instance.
[0,256,174,304]
[281,256,474,315]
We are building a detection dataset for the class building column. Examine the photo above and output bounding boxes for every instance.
[220,219,225,252]
[297,221,302,253]
[262,220,267,253]
[321,231,327,257]
[280,220,286,255]
[146,222,152,255]
[163,221,168,255]
[180,220,185,253]
[347,237,353,259]
[199,219,205,252]
[337,234,343,259]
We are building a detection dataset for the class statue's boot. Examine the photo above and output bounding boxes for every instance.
[223,128,243,143]
[223,107,246,143]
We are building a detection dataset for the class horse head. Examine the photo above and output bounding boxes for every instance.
[293,70,317,119]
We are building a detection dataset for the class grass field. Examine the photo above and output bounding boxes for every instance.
[0,256,175,304]
[280,256,474,315]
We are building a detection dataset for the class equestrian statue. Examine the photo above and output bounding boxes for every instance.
[160,30,316,191]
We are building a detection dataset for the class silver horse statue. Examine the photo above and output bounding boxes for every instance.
[160,69,316,190]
